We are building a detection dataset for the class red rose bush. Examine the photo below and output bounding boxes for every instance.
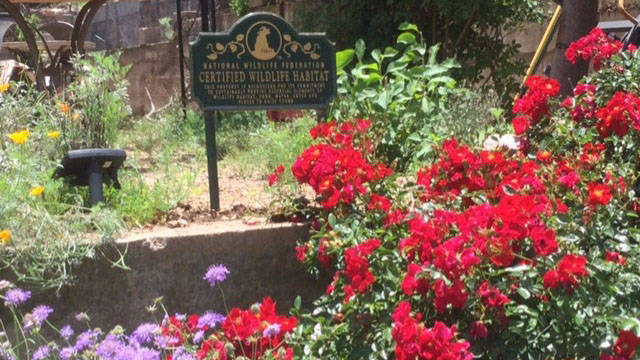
[275,27,640,359]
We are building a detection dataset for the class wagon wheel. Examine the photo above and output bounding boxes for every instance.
[71,0,107,54]
[0,0,45,89]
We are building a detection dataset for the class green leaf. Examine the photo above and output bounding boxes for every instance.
[397,32,416,45]
[371,49,382,64]
[517,287,531,299]
[336,49,355,71]
[294,296,301,310]
[489,107,505,120]
[398,22,418,32]
[355,39,366,61]
[328,213,337,228]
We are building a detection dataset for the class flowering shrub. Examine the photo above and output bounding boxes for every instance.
[274,26,640,359]
[0,264,296,360]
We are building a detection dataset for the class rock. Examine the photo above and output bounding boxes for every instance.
[167,219,189,228]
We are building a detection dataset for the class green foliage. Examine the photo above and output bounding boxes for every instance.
[295,0,545,105]
[0,122,122,291]
[159,16,175,40]
[0,79,194,291]
[332,25,459,169]
[229,0,249,16]
[59,52,132,151]
[220,114,315,177]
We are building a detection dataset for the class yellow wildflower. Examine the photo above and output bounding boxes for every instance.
[7,130,30,145]
[57,102,70,114]
[0,230,10,246]
[0,83,9,93]
[47,131,60,139]
[72,112,82,122]
[30,186,44,197]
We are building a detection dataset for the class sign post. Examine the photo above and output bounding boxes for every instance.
[190,12,337,210]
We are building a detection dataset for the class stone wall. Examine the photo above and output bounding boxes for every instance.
[120,41,182,115]
[28,221,328,332]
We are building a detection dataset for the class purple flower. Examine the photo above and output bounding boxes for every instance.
[74,329,100,352]
[4,288,31,306]
[95,334,125,358]
[60,325,74,341]
[203,264,229,287]
[74,312,89,322]
[193,330,205,344]
[58,347,76,360]
[24,305,54,332]
[197,312,225,330]
[31,345,50,360]
[0,342,16,360]
[130,323,158,345]
[32,305,53,326]
[172,347,196,360]
[262,323,281,337]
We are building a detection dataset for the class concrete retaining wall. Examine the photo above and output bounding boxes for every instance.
[29,221,328,332]
[120,41,182,115]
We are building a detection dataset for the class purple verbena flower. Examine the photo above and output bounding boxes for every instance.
[203,264,229,287]
[31,345,50,360]
[74,329,100,352]
[262,323,281,337]
[130,323,158,346]
[58,347,76,360]
[95,334,125,359]
[60,325,74,341]
[74,312,89,322]
[193,330,204,344]
[0,341,16,360]
[32,305,53,326]
[23,305,54,333]
[196,312,225,330]
[3,288,31,307]
[172,347,196,360]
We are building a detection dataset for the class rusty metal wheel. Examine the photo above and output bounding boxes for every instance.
[71,0,107,54]
[0,0,45,89]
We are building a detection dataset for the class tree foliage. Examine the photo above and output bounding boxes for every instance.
[294,0,545,105]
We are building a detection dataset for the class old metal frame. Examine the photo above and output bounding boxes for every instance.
[0,0,44,88]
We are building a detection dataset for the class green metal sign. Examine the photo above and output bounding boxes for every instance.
[190,12,337,111]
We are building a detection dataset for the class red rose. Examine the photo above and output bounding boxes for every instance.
[471,321,489,339]
[512,116,531,135]
[613,330,640,359]
[587,182,613,206]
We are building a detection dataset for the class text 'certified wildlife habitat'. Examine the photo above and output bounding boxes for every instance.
[190,12,337,110]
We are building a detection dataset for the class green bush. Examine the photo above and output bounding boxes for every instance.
[332,24,460,169]
[295,0,545,106]
[0,122,122,291]
[57,52,131,151]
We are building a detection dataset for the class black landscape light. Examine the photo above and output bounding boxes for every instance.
[53,149,126,207]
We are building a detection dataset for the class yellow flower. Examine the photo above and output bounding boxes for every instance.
[0,83,9,93]
[7,130,30,145]
[47,131,60,139]
[72,112,82,122]
[57,102,70,114]
[0,230,10,246]
[30,186,44,197]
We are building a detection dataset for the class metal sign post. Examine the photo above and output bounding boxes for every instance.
[190,12,337,210]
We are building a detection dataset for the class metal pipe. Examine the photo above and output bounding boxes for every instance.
[175,0,187,116]
[88,160,104,206]
[618,0,638,25]
[524,5,563,86]
[200,0,209,32]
